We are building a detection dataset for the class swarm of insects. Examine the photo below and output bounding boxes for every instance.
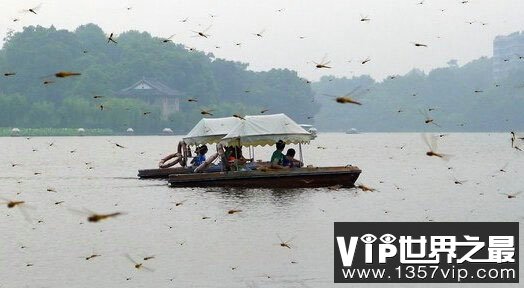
[70,207,124,223]
[360,14,371,22]
[277,234,295,249]
[87,212,123,223]
[21,4,42,15]
[85,254,101,261]
[419,109,441,127]
[192,25,212,38]
[500,192,522,199]
[0,196,33,222]
[356,184,376,192]
[313,55,331,69]
[107,33,117,44]
[411,42,428,47]
[55,71,81,78]
[201,109,214,116]
[125,254,154,272]
[422,134,450,160]
[161,34,176,43]
[324,86,369,106]
[233,114,245,120]
[254,29,265,37]
[171,199,186,207]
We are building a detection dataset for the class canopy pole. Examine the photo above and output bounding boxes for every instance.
[235,139,240,171]
[183,144,188,166]
[299,143,304,167]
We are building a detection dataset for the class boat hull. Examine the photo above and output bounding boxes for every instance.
[138,167,192,179]
[168,166,361,188]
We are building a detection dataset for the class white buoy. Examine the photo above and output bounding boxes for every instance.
[162,128,174,135]
[126,128,134,134]
[77,128,85,135]
[11,128,20,136]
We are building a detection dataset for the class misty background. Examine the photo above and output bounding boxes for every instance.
[0,1,523,133]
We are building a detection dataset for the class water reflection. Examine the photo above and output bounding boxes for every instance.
[200,187,311,206]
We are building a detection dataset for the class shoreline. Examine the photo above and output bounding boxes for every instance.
[0,130,517,137]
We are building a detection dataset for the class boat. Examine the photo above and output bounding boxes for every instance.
[346,128,359,134]
[169,166,361,188]
[298,124,318,138]
[141,113,362,188]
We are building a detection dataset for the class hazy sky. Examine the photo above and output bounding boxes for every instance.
[1,0,523,80]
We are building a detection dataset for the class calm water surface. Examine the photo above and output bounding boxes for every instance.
[0,133,522,287]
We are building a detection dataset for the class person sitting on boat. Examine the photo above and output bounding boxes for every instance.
[270,140,288,169]
[221,146,235,170]
[226,146,254,171]
[190,145,208,167]
[283,148,303,168]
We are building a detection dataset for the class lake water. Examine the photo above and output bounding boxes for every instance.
[0,133,522,287]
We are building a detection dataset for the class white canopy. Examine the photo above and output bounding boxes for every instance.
[183,117,241,145]
[220,114,313,147]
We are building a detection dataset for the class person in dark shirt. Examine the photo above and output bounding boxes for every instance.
[270,140,287,169]
[282,148,303,168]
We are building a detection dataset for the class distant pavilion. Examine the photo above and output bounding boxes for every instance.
[116,77,182,120]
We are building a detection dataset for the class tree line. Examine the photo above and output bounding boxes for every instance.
[0,24,317,133]
[313,57,524,132]
[1,24,523,133]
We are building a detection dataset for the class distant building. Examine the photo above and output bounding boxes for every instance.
[493,31,524,81]
[116,77,183,120]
